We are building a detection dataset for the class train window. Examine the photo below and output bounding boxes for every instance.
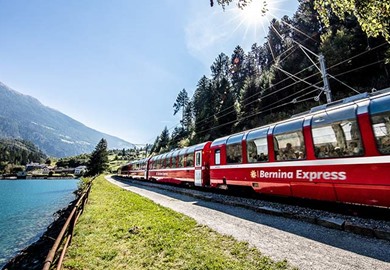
[156,158,160,169]
[226,134,243,164]
[274,132,305,160]
[312,109,363,158]
[171,155,177,168]
[185,152,194,167]
[162,158,166,168]
[166,158,171,168]
[160,159,164,169]
[178,155,184,168]
[195,152,201,167]
[274,119,305,160]
[371,111,390,154]
[152,159,157,169]
[246,128,269,163]
[215,149,221,165]
[226,143,242,163]
[160,158,164,169]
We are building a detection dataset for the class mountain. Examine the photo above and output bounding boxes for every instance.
[0,82,135,157]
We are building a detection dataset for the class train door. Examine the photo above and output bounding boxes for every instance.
[194,150,202,186]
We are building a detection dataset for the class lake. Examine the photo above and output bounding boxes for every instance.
[0,179,79,268]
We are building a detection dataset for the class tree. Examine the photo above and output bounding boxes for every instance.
[230,46,247,100]
[86,138,109,176]
[192,76,218,142]
[182,101,193,132]
[237,77,262,130]
[158,127,170,153]
[210,53,238,137]
[211,53,230,81]
[210,0,390,43]
[168,126,187,150]
[215,79,237,137]
[173,89,189,119]
[150,136,160,155]
[314,0,390,42]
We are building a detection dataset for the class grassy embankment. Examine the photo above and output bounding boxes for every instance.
[63,175,293,270]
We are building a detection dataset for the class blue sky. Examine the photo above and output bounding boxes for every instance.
[0,0,298,145]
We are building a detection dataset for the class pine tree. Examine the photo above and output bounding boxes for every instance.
[173,89,189,119]
[150,136,160,155]
[182,101,193,132]
[87,138,109,176]
[230,46,247,100]
[158,127,170,153]
[193,76,218,142]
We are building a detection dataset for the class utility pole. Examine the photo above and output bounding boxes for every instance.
[319,53,332,103]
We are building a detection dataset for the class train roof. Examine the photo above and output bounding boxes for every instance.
[294,87,390,117]
[210,87,390,146]
[149,141,212,161]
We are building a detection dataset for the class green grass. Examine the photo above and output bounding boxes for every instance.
[63,175,293,270]
[107,154,129,173]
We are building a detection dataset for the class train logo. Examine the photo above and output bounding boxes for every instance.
[250,170,257,179]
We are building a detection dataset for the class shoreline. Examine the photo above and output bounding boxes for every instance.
[0,176,78,180]
[1,197,79,270]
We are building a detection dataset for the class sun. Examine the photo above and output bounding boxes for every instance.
[239,0,272,26]
[226,0,287,45]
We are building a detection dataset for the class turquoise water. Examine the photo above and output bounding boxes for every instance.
[0,179,79,267]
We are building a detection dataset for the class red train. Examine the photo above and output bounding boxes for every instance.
[119,89,390,207]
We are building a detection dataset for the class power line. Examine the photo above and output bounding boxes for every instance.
[147,29,388,146]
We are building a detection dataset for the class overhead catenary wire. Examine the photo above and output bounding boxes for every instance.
[195,28,388,129]
[151,54,384,146]
[217,30,389,124]
[145,20,389,146]
[186,56,387,139]
[193,27,323,128]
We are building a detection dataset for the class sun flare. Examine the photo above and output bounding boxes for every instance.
[226,0,288,46]
[239,0,271,26]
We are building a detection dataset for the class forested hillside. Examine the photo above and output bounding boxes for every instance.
[0,138,46,172]
[0,82,135,157]
[150,0,390,154]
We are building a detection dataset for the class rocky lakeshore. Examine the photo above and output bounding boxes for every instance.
[2,199,77,270]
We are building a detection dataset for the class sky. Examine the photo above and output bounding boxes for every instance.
[0,0,299,145]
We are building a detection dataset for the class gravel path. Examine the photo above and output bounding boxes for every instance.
[106,176,390,270]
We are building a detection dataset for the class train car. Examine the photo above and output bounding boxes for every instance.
[127,158,150,179]
[117,163,131,178]
[209,89,390,207]
[148,142,212,187]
